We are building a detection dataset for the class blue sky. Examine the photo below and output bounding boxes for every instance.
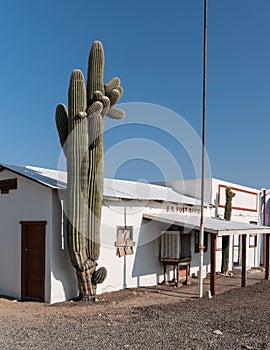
[0,1,269,189]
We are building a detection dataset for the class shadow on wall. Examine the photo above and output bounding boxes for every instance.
[50,192,78,302]
[132,219,169,286]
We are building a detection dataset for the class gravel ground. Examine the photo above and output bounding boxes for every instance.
[0,272,270,349]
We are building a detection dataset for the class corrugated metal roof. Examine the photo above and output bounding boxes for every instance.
[0,163,67,190]
[0,163,202,206]
[143,213,270,236]
[103,178,202,205]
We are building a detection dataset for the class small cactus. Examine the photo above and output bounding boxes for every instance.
[55,41,124,301]
[224,187,235,221]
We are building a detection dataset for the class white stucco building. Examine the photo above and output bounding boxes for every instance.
[0,163,268,303]
[165,178,262,271]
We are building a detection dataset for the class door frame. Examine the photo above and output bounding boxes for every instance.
[233,234,241,267]
[20,221,47,302]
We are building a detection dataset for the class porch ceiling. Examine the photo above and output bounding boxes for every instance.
[143,213,270,236]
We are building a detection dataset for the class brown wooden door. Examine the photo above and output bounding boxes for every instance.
[21,221,46,301]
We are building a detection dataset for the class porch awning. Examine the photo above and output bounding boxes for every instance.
[143,213,270,236]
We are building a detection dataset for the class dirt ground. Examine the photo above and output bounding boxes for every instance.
[0,269,269,349]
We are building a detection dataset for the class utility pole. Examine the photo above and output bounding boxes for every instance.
[199,0,208,298]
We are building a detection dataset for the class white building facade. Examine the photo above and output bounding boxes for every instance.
[166,178,261,272]
[0,164,266,303]
[0,164,202,303]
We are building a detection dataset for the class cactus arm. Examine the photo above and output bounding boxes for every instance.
[86,42,111,262]
[86,100,103,117]
[88,113,103,150]
[67,69,89,270]
[106,85,123,101]
[106,88,121,106]
[93,267,107,285]
[55,104,68,155]
[85,41,106,268]
[104,76,124,119]
[104,77,120,93]
[107,106,125,119]
[87,41,105,104]
[100,95,110,117]
[68,70,87,119]
[88,130,104,261]
[115,85,124,98]
[92,90,103,101]
[105,77,123,100]
[92,91,110,117]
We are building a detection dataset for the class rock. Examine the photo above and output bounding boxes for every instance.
[213,330,222,335]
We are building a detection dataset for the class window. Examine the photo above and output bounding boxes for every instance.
[250,221,258,225]
[249,234,257,248]
[0,178,17,194]
[194,230,208,253]
[180,233,191,258]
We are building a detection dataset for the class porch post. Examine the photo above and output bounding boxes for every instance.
[163,262,167,284]
[210,233,216,296]
[265,234,270,280]
[241,234,247,287]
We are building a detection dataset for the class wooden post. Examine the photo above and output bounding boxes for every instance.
[210,234,216,296]
[176,263,179,287]
[163,262,166,284]
[265,234,270,280]
[263,234,267,268]
[186,263,190,284]
[241,234,247,287]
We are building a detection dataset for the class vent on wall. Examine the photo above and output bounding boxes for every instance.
[160,231,180,261]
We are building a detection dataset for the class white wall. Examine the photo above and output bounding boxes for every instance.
[97,201,165,294]
[0,168,262,304]
[166,178,212,204]
[48,194,179,301]
[211,178,260,224]
[98,199,216,293]
[168,178,262,271]
[190,231,211,278]
[167,178,260,221]
[211,179,261,271]
[0,170,52,301]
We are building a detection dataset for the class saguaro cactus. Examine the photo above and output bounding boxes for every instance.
[224,187,235,221]
[55,41,124,301]
[222,187,236,274]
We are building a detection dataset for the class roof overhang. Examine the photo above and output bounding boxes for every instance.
[143,213,270,236]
